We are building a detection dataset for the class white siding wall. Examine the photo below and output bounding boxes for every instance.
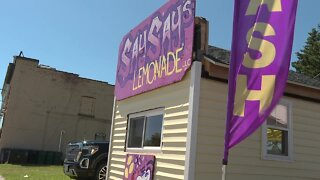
[195,78,320,180]
[107,73,191,180]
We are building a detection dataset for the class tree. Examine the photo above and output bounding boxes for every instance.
[292,25,320,79]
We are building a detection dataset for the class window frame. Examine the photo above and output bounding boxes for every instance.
[126,108,164,152]
[262,100,293,161]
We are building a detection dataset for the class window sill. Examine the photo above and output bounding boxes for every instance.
[262,154,293,162]
[126,148,162,154]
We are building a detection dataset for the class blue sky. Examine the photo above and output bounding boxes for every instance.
[0,0,319,88]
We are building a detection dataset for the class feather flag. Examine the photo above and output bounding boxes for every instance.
[223,0,298,164]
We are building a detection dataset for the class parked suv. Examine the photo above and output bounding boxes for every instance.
[63,140,109,180]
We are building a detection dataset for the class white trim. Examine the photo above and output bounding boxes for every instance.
[184,61,202,180]
[125,108,164,151]
[129,108,164,118]
[125,148,162,154]
[261,99,294,162]
[106,97,116,179]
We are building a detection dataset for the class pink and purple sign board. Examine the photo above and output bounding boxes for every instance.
[115,0,195,100]
[223,0,298,164]
[123,154,155,180]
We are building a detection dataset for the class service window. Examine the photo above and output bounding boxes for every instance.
[126,108,164,150]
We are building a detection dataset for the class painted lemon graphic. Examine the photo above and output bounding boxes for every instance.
[125,155,134,178]
[127,155,132,165]
[125,168,129,178]
[129,162,134,173]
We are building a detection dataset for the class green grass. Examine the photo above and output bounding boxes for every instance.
[0,164,71,180]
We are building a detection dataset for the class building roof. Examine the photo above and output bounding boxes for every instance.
[9,56,114,86]
[205,45,320,89]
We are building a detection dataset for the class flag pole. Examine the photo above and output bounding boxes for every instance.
[221,157,228,180]
[222,164,227,180]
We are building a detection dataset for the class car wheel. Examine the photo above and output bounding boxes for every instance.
[96,162,107,180]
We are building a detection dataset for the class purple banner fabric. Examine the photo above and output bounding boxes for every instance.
[223,0,298,163]
[123,154,155,180]
[115,0,195,100]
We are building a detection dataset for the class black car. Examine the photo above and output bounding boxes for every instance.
[63,140,109,180]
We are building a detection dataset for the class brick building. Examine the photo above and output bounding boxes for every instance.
[0,56,114,163]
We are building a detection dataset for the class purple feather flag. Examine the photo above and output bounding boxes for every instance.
[223,0,298,164]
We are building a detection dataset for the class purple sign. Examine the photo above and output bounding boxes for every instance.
[123,154,155,180]
[223,0,298,164]
[115,0,195,100]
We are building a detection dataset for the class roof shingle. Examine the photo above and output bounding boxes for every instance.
[205,45,320,88]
